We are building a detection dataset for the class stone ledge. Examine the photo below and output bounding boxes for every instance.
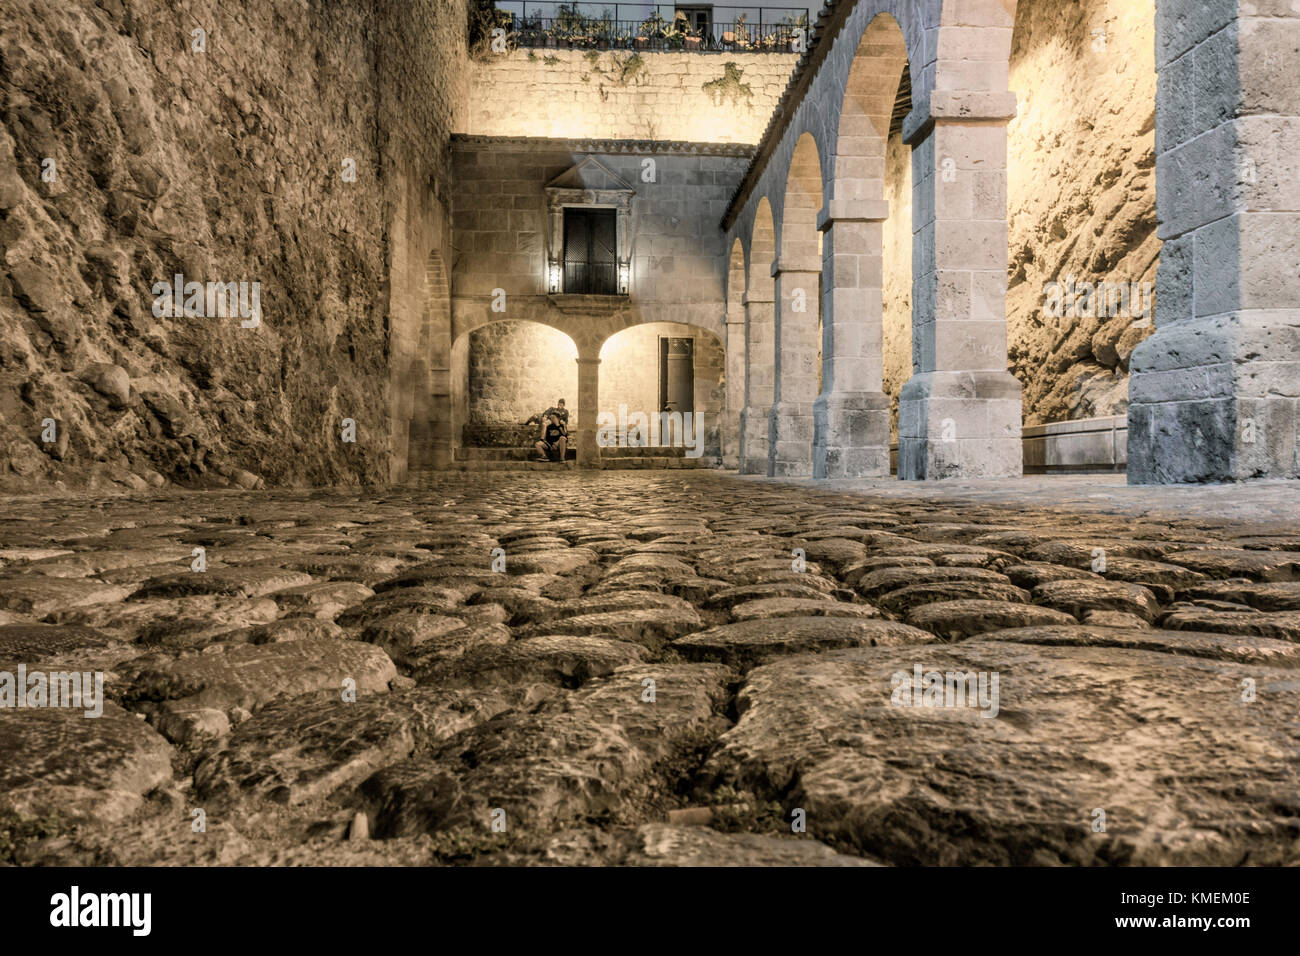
[903,90,1019,144]
[818,199,890,230]
[451,134,759,157]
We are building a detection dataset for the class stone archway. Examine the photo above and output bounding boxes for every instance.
[723,239,746,466]
[739,197,776,475]
[407,250,452,472]
[770,131,823,477]
[814,11,909,478]
[451,318,579,462]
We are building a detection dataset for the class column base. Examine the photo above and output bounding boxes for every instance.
[1127,313,1300,483]
[767,401,815,477]
[898,371,1022,480]
[739,406,769,475]
[813,391,892,479]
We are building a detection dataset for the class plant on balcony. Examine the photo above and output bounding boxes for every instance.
[594,8,615,49]
[636,10,665,49]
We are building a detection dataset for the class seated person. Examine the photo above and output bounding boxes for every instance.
[534,411,568,462]
[524,398,568,428]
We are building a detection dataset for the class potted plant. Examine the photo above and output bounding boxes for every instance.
[732,13,749,50]
[637,11,665,49]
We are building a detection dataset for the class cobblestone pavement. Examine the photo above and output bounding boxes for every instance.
[2,472,1299,866]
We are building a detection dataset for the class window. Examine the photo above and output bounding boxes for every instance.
[676,6,712,37]
[562,208,617,295]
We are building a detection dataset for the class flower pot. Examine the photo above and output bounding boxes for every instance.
[634,36,648,49]
[684,36,701,49]
[598,39,610,49]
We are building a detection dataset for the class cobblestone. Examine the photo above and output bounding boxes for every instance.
[2,472,1298,865]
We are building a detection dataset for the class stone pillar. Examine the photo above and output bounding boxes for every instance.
[739,291,774,475]
[899,91,1022,480]
[768,260,820,477]
[1127,1,1300,482]
[575,355,601,467]
[813,200,892,477]
[724,307,746,468]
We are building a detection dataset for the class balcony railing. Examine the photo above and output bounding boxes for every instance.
[492,4,812,53]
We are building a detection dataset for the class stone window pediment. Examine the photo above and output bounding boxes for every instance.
[545,158,634,296]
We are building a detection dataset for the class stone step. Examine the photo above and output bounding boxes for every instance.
[599,456,711,469]
[457,447,575,462]
[444,460,578,472]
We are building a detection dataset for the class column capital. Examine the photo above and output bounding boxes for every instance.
[742,292,774,306]
[902,90,1018,145]
[575,356,602,366]
[817,200,890,231]
[770,257,822,277]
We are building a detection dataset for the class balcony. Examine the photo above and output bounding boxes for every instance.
[491,3,813,53]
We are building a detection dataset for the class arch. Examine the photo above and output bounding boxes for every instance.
[769,133,823,477]
[723,238,747,466]
[739,197,776,474]
[778,132,824,265]
[597,321,725,460]
[451,319,579,462]
[406,249,453,472]
[831,13,908,205]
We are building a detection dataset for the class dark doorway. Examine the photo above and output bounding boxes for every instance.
[563,207,617,295]
[676,6,712,37]
[659,337,695,418]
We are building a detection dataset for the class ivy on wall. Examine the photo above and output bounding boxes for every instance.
[702,62,752,106]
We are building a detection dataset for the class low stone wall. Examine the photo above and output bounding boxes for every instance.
[464,49,798,144]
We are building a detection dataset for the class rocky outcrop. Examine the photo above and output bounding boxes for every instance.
[0,0,469,493]
[1005,0,1160,424]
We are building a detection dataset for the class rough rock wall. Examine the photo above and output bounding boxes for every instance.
[1006,0,1159,425]
[0,0,468,493]
[464,50,797,143]
[881,131,912,439]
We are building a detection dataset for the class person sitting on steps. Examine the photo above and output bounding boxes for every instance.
[535,411,568,462]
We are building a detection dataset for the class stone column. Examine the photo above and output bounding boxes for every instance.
[899,91,1022,480]
[813,200,892,477]
[575,355,601,467]
[739,291,774,474]
[723,307,746,468]
[768,259,820,477]
[1127,1,1300,482]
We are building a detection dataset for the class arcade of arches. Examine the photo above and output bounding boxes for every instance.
[413,0,1296,485]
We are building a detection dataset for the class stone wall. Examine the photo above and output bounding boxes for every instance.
[463,50,798,144]
[598,321,724,453]
[0,0,468,492]
[466,320,577,425]
[1005,0,1159,426]
[450,139,748,343]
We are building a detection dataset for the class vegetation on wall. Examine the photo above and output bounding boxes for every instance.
[702,62,753,106]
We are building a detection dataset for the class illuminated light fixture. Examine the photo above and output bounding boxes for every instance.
[547,259,561,294]
[618,259,630,295]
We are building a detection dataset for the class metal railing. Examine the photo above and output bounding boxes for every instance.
[493,4,812,52]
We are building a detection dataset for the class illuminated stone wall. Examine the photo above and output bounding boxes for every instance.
[463,50,798,144]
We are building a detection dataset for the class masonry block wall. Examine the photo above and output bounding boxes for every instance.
[466,321,577,425]
[450,140,748,335]
[463,50,799,143]
[0,0,470,492]
[1127,0,1300,482]
[598,321,725,454]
